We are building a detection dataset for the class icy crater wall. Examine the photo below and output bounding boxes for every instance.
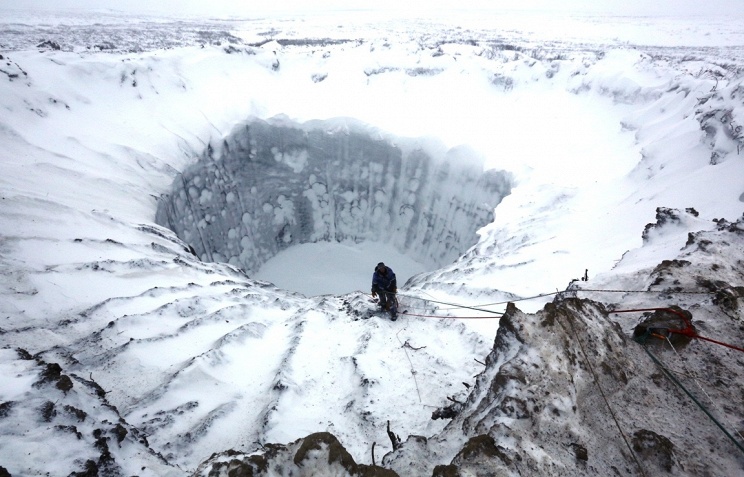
[156,118,512,275]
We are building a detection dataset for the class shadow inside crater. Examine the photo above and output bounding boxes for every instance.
[156,117,513,282]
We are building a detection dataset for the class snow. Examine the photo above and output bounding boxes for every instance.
[1,5,743,476]
[254,240,427,296]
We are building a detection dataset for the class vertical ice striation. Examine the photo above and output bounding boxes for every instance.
[156,117,512,275]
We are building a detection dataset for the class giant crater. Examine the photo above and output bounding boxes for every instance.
[156,117,513,291]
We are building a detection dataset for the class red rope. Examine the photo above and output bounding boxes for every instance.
[612,307,744,353]
[683,334,744,353]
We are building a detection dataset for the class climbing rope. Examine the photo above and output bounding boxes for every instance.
[401,311,501,320]
[418,291,561,310]
[562,310,648,477]
[395,327,424,405]
[396,328,422,403]
[397,292,505,316]
[364,286,744,462]
[363,287,744,462]
[663,336,744,445]
[395,286,712,319]
[397,286,715,315]
[674,332,744,354]
[635,331,744,456]
[362,291,504,319]
[364,291,744,351]
[612,307,744,354]
[576,288,714,295]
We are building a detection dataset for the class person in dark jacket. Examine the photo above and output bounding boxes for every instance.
[371,262,397,319]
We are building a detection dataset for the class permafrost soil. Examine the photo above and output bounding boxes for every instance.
[156,117,511,276]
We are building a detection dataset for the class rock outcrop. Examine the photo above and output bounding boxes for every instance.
[202,432,399,477]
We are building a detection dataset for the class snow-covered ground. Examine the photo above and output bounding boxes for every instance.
[1,6,743,476]
[254,241,428,296]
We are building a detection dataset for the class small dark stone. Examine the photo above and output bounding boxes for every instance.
[432,464,459,477]
[72,373,106,398]
[0,401,15,418]
[69,459,98,477]
[63,405,87,422]
[571,443,588,461]
[40,401,56,422]
[55,424,83,439]
[357,465,399,476]
[432,401,463,420]
[456,434,511,466]
[294,432,357,473]
[632,429,675,472]
[34,361,73,393]
[36,362,63,384]
[56,374,73,393]
[711,285,744,312]
[36,40,61,50]
[113,423,128,444]
[94,433,115,468]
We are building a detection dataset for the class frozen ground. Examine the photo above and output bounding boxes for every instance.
[0,5,743,476]
[254,241,428,296]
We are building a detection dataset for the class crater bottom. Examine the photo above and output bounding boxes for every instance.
[252,240,429,296]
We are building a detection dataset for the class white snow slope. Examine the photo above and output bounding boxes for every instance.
[1,8,743,476]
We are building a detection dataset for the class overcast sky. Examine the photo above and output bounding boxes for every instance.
[4,0,744,17]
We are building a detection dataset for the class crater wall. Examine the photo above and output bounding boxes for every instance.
[156,118,512,275]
